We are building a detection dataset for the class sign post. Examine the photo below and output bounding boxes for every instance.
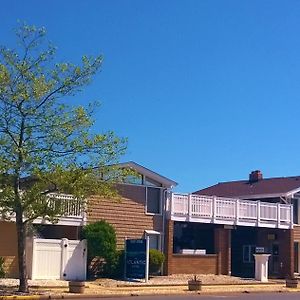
[125,238,149,281]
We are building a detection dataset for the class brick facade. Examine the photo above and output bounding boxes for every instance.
[0,222,18,278]
[164,220,230,275]
[87,184,164,249]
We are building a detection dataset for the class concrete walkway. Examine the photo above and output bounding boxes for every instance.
[0,275,298,299]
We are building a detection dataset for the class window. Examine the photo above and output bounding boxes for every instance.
[144,177,162,187]
[122,173,143,185]
[149,234,160,250]
[146,187,161,214]
[243,245,256,263]
[293,199,299,224]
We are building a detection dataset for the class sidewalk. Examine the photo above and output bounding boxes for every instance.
[0,275,299,300]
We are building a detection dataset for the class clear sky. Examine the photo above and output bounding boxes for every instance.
[1,1,300,192]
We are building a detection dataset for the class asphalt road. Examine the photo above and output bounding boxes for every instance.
[78,292,300,300]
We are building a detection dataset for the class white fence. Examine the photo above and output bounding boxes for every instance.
[26,238,87,280]
[169,193,293,229]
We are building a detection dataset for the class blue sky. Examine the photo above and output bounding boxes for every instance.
[1,1,300,192]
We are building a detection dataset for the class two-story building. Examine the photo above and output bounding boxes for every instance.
[0,161,177,278]
[165,170,296,278]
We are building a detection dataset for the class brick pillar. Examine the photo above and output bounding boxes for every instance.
[280,229,294,278]
[164,220,174,275]
[214,227,231,275]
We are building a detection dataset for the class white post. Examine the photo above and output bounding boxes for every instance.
[277,203,280,228]
[61,238,68,280]
[170,192,173,218]
[212,196,217,223]
[257,201,261,227]
[188,194,192,221]
[235,199,239,225]
[145,236,150,283]
[290,205,294,228]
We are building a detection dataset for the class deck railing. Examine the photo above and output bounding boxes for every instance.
[168,193,293,229]
[2,193,86,226]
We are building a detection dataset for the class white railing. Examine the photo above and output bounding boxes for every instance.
[1,193,86,226]
[47,193,84,217]
[169,193,293,229]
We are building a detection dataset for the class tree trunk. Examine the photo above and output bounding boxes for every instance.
[15,210,28,293]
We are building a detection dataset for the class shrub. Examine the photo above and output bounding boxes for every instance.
[149,249,165,275]
[81,220,117,277]
[0,257,5,278]
[110,249,125,278]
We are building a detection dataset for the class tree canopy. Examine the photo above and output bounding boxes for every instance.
[0,23,127,292]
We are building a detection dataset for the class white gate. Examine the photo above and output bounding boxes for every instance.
[27,238,87,280]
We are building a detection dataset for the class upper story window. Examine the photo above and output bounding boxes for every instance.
[146,187,161,214]
[293,198,299,225]
[144,177,162,187]
[122,173,143,185]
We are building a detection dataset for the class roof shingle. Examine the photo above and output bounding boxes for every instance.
[194,176,300,198]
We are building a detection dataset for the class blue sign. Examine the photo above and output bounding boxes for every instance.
[125,239,146,279]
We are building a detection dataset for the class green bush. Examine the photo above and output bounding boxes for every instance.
[81,220,117,277]
[149,249,165,275]
[110,249,125,278]
[0,257,5,278]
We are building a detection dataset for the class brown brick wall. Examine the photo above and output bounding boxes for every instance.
[294,226,300,241]
[169,254,218,274]
[214,228,231,275]
[87,184,163,248]
[0,222,18,278]
[164,220,226,275]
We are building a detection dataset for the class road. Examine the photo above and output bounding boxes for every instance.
[76,292,300,300]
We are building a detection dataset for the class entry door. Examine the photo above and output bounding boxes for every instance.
[270,243,279,275]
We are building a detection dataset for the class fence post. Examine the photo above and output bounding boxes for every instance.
[61,238,69,280]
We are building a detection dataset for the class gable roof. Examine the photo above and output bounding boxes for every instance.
[117,161,178,188]
[194,175,300,199]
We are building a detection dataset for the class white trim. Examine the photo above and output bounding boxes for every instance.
[117,161,177,188]
[144,230,160,235]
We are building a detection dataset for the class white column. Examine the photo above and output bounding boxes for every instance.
[253,254,271,282]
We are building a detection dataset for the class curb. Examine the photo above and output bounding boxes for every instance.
[1,284,299,300]
[116,281,285,288]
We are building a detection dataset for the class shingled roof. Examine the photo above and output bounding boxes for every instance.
[194,170,300,199]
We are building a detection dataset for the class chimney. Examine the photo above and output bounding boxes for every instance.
[249,170,263,183]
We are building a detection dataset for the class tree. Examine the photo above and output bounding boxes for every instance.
[0,23,127,293]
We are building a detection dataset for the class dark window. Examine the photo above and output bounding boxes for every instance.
[293,199,298,224]
[146,187,161,214]
[243,245,256,263]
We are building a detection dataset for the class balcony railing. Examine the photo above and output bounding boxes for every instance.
[33,193,86,226]
[168,193,293,229]
[2,193,86,226]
